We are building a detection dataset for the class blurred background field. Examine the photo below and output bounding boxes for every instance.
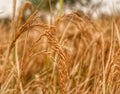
[0,0,120,94]
[1,0,120,18]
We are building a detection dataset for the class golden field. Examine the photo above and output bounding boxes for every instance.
[0,1,120,94]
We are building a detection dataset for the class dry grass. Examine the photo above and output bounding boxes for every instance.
[0,1,120,94]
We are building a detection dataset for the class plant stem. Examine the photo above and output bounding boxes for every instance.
[59,0,64,16]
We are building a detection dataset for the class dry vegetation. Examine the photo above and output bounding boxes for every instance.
[0,1,120,94]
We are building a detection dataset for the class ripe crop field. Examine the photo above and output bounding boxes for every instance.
[0,1,120,94]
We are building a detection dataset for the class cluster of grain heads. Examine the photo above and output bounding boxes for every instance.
[1,0,120,94]
[0,0,69,93]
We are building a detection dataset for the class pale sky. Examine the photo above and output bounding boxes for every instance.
[0,0,22,18]
[0,0,120,18]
